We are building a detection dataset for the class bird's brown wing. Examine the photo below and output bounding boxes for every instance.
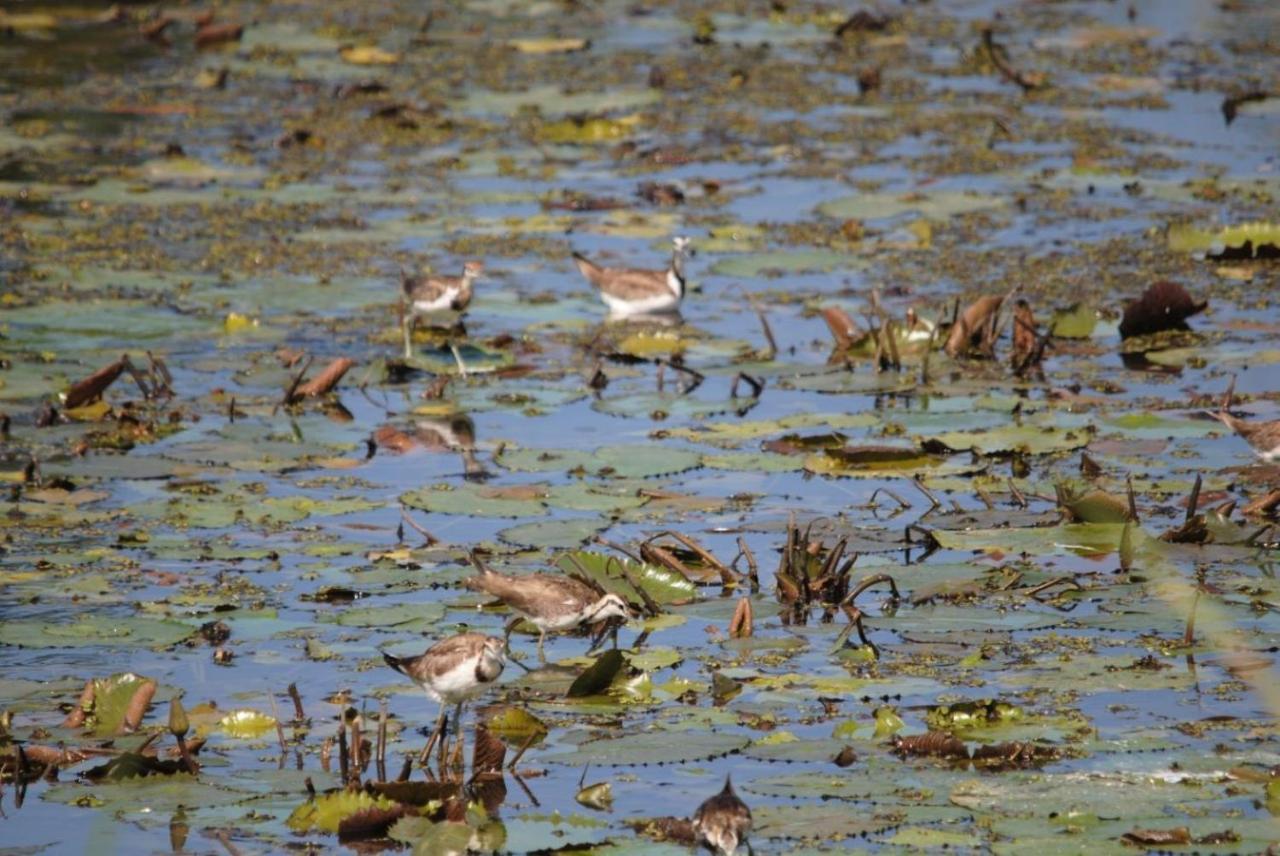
[396,632,490,683]
[467,571,595,621]
[592,268,670,300]
[403,274,460,303]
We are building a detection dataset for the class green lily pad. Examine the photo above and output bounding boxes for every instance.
[556,551,696,606]
[541,730,749,766]
[0,615,195,649]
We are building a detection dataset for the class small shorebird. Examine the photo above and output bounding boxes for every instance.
[464,552,632,662]
[572,236,692,318]
[692,776,753,855]
[400,261,484,369]
[382,632,505,767]
[1208,378,1280,463]
[1212,410,1280,463]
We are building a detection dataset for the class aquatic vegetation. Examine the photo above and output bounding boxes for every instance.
[1,0,1279,852]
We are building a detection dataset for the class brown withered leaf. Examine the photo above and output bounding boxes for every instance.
[821,306,859,350]
[892,731,968,759]
[194,22,243,48]
[970,741,1058,769]
[1010,298,1043,371]
[1118,281,1206,339]
[728,597,753,639]
[472,723,506,774]
[628,816,699,846]
[295,357,354,400]
[338,803,412,842]
[1242,489,1280,518]
[1160,515,1209,544]
[369,780,460,806]
[945,295,1004,358]
[1120,826,1191,846]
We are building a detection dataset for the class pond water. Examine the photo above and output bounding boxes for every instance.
[2,0,1279,853]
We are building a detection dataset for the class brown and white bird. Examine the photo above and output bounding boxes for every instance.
[400,260,483,361]
[1212,410,1280,463]
[382,632,505,766]
[1207,378,1280,463]
[692,776,753,855]
[572,236,692,318]
[464,552,632,662]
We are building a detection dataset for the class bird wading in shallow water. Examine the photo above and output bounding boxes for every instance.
[464,551,632,663]
[572,236,692,318]
[382,631,505,769]
[692,775,753,855]
[400,260,484,371]
[1208,378,1280,463]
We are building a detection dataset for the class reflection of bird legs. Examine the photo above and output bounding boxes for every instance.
[447,702,465,775]
[418,704,448,767]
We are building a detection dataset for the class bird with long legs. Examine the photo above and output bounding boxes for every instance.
[464,551,632,663]
[400,260,484,374]
[572,236,692,318]
[382,632,505,772]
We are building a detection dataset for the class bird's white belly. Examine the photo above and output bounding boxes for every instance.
[521,605,589,632]
[413,289,460,313]
[424,660,484,704]
[602,290,681,317]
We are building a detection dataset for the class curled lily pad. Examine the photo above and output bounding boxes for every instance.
[287,789,400,834]
[556,551,696,606]
[218,709,279,739]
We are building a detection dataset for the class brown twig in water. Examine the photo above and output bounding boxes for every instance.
[646,531,738,586]
[294,357,355,400]
[736,536,760,592]
[739,285,777,359]
[981,26,1047,93]
[287,683,305,722]
[377,700,388,783]
[399,506,439,546]
[912,477,941,512]
[1024,576,1081,600]
[1185,473,1202,524]
[730,372,764,400]
[595,535,644,564]
[337,725,349,785]
[278,354,314,413]
[870,486,911,506]
[653,357,704,394]
[1007,478,1027,509]
[840,573,902,608]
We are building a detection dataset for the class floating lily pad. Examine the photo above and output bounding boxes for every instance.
[541,730,749,766]
[0,615,195,649]
[819,191,1005,221]
[557,551,696,606]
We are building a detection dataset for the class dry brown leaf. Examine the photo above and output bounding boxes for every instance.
[728,597,753,639]
[821,306,859,350]
[945,295,1003,357]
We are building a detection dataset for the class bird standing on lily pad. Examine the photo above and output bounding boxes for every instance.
[399,260,484,371]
